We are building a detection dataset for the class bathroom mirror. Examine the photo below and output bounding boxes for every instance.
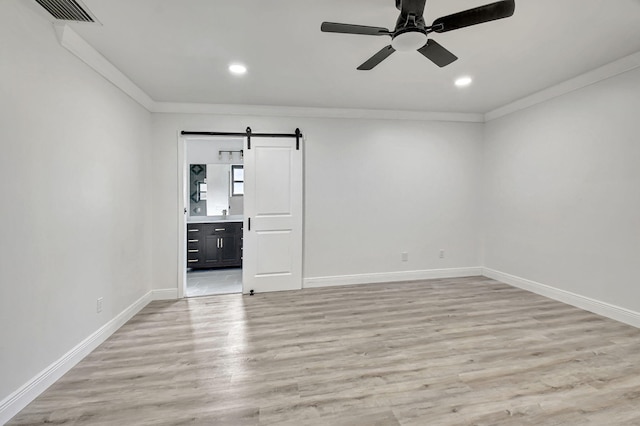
[189,164,244,217]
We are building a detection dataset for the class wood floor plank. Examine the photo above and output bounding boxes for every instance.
[8,277,640,425]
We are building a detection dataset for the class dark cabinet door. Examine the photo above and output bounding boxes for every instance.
[203,234,223,266]
[219,233,238,265]
[238,227,243,265]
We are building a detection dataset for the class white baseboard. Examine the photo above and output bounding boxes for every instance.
[6,269,639,424]
[304,267,483,289]
[483,268,640,329]
[0,290,154,425]
[151,288,179,300]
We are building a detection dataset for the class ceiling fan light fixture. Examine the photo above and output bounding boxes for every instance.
[228,63,247,75]
[391,30,428,52]
[455,76,473,87]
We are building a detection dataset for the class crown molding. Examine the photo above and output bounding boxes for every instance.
[151,102,485,123]
[54,23,640,124]
[485,50,640,122]
[54,24,155,111]
[53,24,482,123]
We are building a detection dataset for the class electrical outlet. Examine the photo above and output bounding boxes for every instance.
[439,249,445,258]
[401,252,409,262]
[97,297,103,313]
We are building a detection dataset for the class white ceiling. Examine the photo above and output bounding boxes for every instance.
[64,0,640,113]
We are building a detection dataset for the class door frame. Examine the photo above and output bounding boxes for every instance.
[177,134,245,298]
[177,134,187,299]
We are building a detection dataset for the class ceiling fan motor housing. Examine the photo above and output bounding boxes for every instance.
[391,28,428,51]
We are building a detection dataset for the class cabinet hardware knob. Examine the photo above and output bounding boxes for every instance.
[187,260,199,263]
[214,228,226,231]
[188,239,199,243]
[188,229,199,232]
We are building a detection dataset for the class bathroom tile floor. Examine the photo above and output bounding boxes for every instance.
[186,267,242,297]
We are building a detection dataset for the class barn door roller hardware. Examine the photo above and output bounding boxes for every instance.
[181,128,303,150]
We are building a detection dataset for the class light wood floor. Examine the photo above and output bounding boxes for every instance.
[9,277,640,425]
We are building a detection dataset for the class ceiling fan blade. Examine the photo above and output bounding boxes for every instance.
[357,45,396,70]
[321,22,391,36]
[432,0,515,33]
[417,39,458,67]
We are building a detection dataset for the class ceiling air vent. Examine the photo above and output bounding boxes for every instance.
[34,0,95,22]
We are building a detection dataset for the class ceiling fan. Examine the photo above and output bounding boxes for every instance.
[321,0,515,70]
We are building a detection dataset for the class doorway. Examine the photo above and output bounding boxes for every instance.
[182,137,244,297]
[177,132,304,298]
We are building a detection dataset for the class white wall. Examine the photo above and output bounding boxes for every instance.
[0,0,152,411]
[186,138,243,164]
[152,113,483,291]
[483,66,640,312]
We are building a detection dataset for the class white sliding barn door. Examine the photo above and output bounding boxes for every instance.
[243,137,303,294]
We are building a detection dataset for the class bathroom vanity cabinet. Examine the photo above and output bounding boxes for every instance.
[186,221,243,268]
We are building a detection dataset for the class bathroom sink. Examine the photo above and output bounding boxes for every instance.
[187,215,243,223]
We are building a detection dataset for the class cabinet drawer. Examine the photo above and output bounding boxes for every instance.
[188,222,240,235]
[187,227,201,237]
[202,225,238,235]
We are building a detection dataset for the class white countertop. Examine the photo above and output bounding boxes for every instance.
[187,215,243,224]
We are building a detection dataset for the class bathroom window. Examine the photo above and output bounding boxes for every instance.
[231,165,244,196]
[198,182,207,200]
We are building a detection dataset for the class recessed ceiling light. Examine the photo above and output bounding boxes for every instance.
[455,76,472,87]
[228,64,247,76]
